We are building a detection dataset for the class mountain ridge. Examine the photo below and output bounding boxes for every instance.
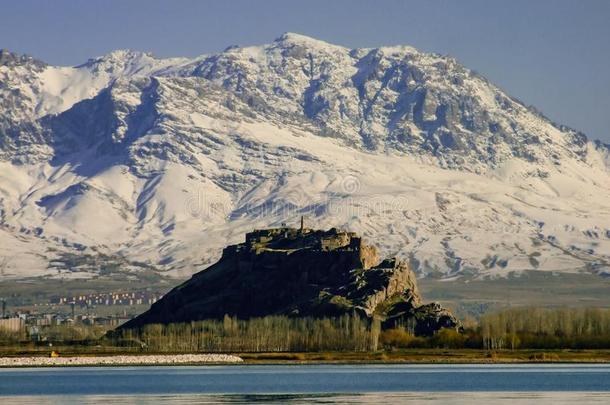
[1,33,609,281]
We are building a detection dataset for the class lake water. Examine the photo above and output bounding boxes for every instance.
[1,364,610,404]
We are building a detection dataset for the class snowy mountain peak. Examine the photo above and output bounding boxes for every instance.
[274,32,349,50]
[1,34,610,281]
[77,49,184,78]
[78,49,153,67]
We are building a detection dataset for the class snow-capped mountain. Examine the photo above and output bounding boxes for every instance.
[1,33,609,280]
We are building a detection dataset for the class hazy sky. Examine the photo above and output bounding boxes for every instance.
[2,0,609,142]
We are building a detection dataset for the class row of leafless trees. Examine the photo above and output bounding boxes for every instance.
[6,308,610,351]
[114,315,381,352]
[480,307,610,350]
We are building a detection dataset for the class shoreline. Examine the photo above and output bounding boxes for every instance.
[0,354,243,367]
[3,349,610,367]
[237,349,610,364]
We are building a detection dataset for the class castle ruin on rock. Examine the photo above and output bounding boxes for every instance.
[121,221,459,336]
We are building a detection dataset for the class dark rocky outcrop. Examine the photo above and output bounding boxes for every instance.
[0,49,46,69]
[121,227,460,336]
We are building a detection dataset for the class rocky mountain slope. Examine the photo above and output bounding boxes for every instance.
[121,227,459,336]
[1,34,610,280]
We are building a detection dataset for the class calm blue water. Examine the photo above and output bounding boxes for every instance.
[1,364,610,404]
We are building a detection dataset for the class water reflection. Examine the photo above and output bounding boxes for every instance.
[2,365,610,403]
[5,392,610,405]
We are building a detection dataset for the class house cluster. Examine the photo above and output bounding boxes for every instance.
[0,289,164,339]
[50,290,162,307]
[1,311,133,329]
[0,310,136,341]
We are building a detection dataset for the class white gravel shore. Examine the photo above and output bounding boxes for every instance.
[0,354,243,367]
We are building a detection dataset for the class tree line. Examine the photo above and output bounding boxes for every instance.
[5,307,610,351]
[113,315,381,352]
[479,307,610,350]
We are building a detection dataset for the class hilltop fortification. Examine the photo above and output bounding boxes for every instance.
[121,227,459,336]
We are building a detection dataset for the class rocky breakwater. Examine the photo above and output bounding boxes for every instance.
[0,354,243,367]
[121,227,460,336]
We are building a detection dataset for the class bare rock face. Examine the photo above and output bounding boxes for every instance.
[121,227,459,336]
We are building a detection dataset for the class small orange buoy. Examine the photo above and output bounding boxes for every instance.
[50,351,60,358]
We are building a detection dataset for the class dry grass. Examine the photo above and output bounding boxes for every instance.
[238,349,610,364]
